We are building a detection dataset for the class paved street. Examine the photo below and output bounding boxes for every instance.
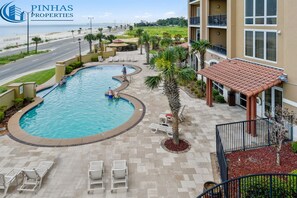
[0,30,124,85]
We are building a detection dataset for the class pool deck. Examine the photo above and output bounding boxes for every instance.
[1,50,246,198]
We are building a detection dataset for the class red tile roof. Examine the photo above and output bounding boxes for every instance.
[198,59,284,97]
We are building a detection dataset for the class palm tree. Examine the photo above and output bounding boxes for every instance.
[142,32,151,64]
[106,35,116,43]
[160,38,173,49]
[145,48,195,145]
[191,40,211,92]
[150,36,161,50]
[174,46,188,67]
[98,28,103,33]
[84,34,96,53]
[96,32,105,51]
[31,37,42,53]
[107,26,112,32]
[78,27,82,34]
[135,28,144,54]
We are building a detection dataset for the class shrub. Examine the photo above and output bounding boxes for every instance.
[212,89,220,98]
[65,66,74,75]
[13,98,24,109]
[291,142,297,153]
[190,87,195,92]
[215,95,225,103]
[241,176,294,197]
[69,61,83,69]
[0,111,4,122]
[24,97,34,103]
[91,57,98,62]
[0,106,7,112]
[0,86,7,94]
[197,80,206,87]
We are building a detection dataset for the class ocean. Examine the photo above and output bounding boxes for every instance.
[0,23,117,37]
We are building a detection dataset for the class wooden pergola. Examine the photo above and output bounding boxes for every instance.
[198,59,286,136]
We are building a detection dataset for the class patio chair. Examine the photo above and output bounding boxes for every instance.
[159,105,186,123]
[18,161,54,193]
[108,57,113,62]
[0,169,22,198]
[114,57,119,62]
[149,123,182,137]
[98,56,104,62]
[111,160,128,192]
[87,161,104,193]
[132,57,137,62]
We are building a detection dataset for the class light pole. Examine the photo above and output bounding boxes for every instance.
[88,17,94,34]
[26,11,31,54]
[78,38,82,62]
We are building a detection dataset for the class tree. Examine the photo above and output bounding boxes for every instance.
[78,27,82,34]
[174,34,182,42]
[150,35,161,50]
[160,38,173,49]
[145,48,195,145]
[129,26,133,31]
[268,107,297,166]
[106,35,116,43]
[191,40,211,92]
[84,34,96,53]
[98,28,103,33]
[96,32,105,51]
[107,26,112,32]
[142,32,150,64]
[31,37,42,53]
[174,46,188,67]
[135,28,144,54]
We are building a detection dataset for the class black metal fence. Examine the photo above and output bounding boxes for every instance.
[216,118,293,182]
[208,15,227,26]
[197,174,297,198]
[210,45,227,55]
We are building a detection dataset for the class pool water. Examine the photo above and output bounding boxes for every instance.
[20,65,135,139]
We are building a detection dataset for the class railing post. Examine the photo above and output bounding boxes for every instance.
[269,175,273,197]
[268,119,271,146]
[242,121,246,151]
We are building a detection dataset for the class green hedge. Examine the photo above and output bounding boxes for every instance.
[65,62,83,74]
[212,89,220,98]
[240,176,296,197]
[0,111,4,122]
[0,86,7,94]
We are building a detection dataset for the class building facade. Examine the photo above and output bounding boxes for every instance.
[188,0,297,119]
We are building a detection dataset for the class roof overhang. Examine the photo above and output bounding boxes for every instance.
[198,59,285,97]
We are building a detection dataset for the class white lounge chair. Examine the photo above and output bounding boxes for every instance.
[132,57,137,62]
[18,161,54,193]
[0,169,22,197]
[98,56,104,62]
[159,105,186,123]
[111,160,128,192]
[88,161,104,193]
[108,57,113,62]
[149,123,182,137]
[114,57,119,62]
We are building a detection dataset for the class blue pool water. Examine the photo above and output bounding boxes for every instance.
[20,65,135,139]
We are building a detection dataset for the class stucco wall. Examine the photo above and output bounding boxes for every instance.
[0,90,15,110]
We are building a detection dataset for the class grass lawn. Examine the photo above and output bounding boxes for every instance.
[0,50,50,65]
[125,26,188,38]
[1,68,55,89]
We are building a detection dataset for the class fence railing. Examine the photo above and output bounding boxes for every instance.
[210,45,227,55]
[190,17,200,25]
[216,118,293,182]
[208,15,227,26]
[197,173,297,198]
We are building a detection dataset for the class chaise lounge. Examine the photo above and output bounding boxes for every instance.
[87,161,105,193]
[111,160,128,192]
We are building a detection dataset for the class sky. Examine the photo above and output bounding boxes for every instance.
[0,0,188,25]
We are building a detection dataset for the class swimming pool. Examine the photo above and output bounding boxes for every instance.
[20,65,136,139]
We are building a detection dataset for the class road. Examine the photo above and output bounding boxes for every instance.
[0,30,124,85]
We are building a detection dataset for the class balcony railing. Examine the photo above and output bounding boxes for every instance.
[189,0,198,2]
[208,15,227,26]
[210,45,227,55]
[190,16,200,25]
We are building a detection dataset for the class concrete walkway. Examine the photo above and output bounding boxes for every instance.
[0,50,246,198]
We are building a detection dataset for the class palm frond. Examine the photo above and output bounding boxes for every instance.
[144,75,163,90]
[176,67,196,83]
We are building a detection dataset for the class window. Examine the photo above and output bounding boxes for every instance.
[245,30,277,62]
[213,82,224,95]
[245,0,277,25]
[240,94,247,108]
[245,31,253,57]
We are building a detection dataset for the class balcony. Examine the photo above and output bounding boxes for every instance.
[190,17,200,25]
[210,45,227,55]
[189,0,198,2]
[208,15,227,27]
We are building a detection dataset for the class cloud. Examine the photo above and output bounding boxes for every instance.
[135,12,152,19]
[164,11,176,17]
[99,12,112,18]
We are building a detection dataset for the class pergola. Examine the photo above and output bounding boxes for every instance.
[198,59,286,136]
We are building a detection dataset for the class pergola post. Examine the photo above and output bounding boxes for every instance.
[206,78,213,107]
[246,96,251,133]
[250,95,257,137]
